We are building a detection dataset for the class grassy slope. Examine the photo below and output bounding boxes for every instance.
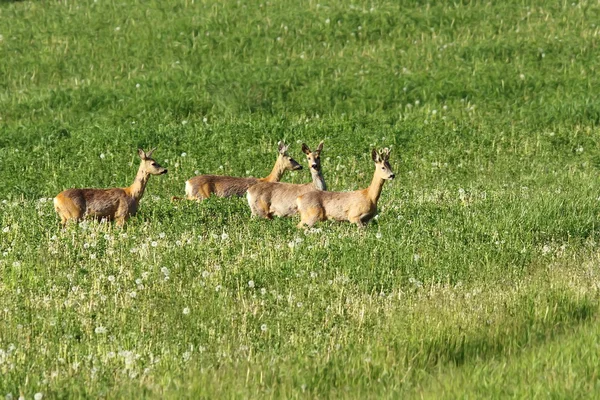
[1,0,600,398]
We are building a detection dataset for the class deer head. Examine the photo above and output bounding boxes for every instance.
[138,148,168,175]
[371,148,395,180]
[302,141,324,172]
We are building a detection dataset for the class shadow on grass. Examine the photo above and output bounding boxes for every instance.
[409,294,596,370]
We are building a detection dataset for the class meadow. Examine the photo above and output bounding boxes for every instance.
[1,0,600,398]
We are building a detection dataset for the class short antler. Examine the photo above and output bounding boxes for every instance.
[278,141,289,154]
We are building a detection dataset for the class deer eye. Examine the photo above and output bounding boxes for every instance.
[152,162,157,166]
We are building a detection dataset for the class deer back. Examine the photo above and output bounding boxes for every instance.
[186,175,259,199]
[298,189,375,222]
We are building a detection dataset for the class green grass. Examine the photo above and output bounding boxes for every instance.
[1,0,600,398]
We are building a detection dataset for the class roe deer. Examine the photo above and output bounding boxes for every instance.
[296,148,394,228]
[183,141,302,200]
[53,148,167,226]
[246,141,326,218]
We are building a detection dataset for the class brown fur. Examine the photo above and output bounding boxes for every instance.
[184,141,302,200]
[247,141,326,218]
[296,148,395,228]
[53,148,167,226]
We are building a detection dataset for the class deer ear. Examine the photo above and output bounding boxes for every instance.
[316,141,324,154]
[302,143,311,155]
[138,148,147,160]
[146,148,156,159]
[371,148,380,162]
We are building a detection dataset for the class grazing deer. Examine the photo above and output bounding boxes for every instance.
[183,141,302,200]
[53,148,167,226]
[246,141,326,218]
[296,148,394,228]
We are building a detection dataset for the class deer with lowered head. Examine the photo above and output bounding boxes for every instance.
[53,148,167,226]
[183,141,302,200]
[296,148,394,228]
[246,141,326,219]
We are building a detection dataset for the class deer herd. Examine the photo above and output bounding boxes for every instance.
[53,141,395,229]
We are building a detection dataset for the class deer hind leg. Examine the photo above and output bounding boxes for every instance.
[297,206,323,228]
[194,183,214,201]
[249,195,272,219]
[349,214,369,228]
[54,197,83,225]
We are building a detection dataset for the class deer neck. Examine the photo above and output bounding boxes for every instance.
[263,157,286,182]
[310,169,327,191]
[366,169,385,204]
[128,164,151,201]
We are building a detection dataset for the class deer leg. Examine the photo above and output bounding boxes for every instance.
[196,184,212,200]
[253,198,272,219]
[349,214,367,228]
[298,207,321,228]
[114,201,129,227]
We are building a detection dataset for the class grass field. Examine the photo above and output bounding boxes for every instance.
[1,0,600,398]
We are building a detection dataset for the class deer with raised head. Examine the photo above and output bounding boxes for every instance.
[183,141,302,200]
[296,148,394,228]
[246,141,326,219]
[53,148,168,226]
